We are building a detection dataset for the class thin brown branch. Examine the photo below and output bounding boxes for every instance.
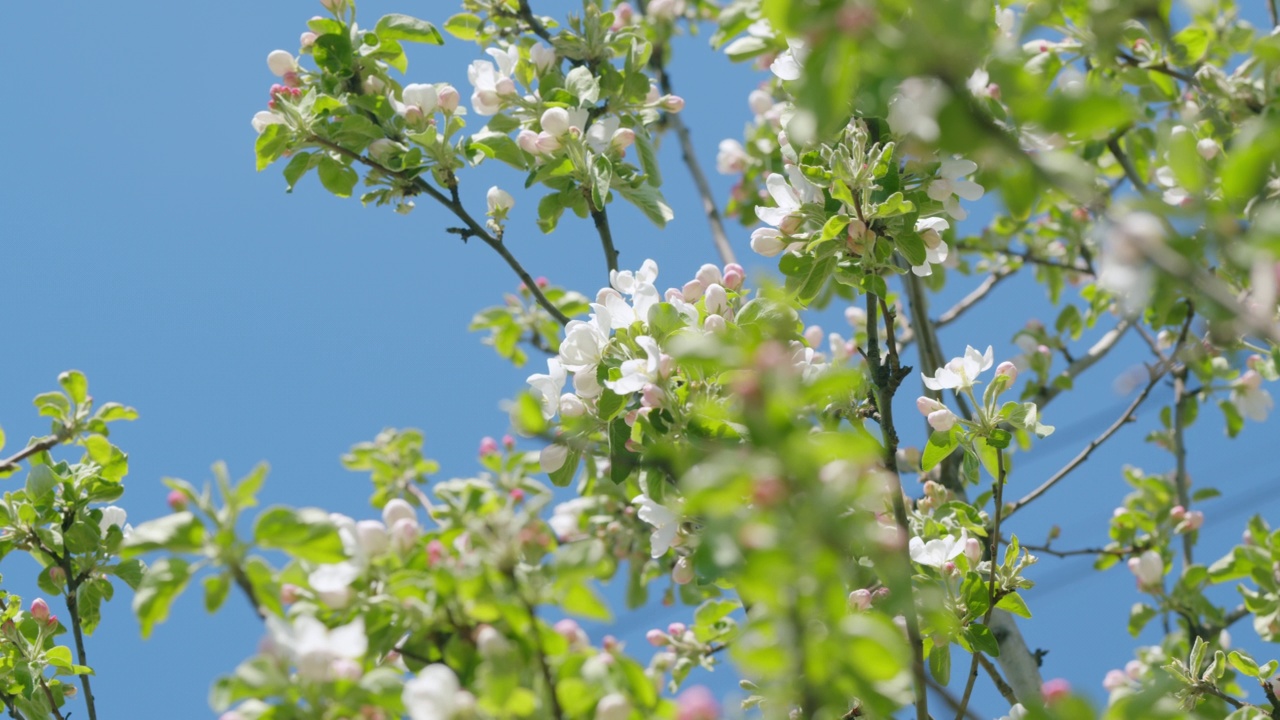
[954,243,1092,275]
[925,675,982,720]
[230,563,267,621]
[1017,541,1133,558]
[956,450,1008,720]
[1106,138,1151,195]
[1035,319,1133,408]
[516,0,554,44]
[307,136,571,325]
[976,652,1019,707]
[0,436,65,475]
[646,47,736,264]
[1171,303,1196,566]
[36,680,64,720]
[1008,364,1163,517]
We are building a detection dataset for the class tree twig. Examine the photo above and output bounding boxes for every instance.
[976,651,1019,707]
[1035,319,1133,408]
[1008,364,1163,518]
[1106,137,1151,195]
[1170,303,1196,566]
[307,136,571,325]
[645,50,736,265]
[865,293,928,720]
[0,436,66,475]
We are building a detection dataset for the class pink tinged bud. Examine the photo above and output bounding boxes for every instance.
[748,89,773,115]
[916,392,947,415]
[427,539,445,566]
[647,629,668,646]
[283,71,303,89]
[560,393,587,418]
[517,129,541,155]
[667,622,687,637]
[219,713,246,720]
[1184,510,1204,531]
[848,589,872,611]
[30,599,50,621]
[927,408,957,432]
[695,263,723,288]
[167,490,188,511]
[597,693,631,720]
[625,439,642,453]
[479,436,500,455]
[502,434,516,449]
[964,537,983,567]
[535,132,562,154]
[722,267,744,290]
[356,520,390,556]
[1103,669,1129,692]
[487,186,515,213]
[703,314,727,333]
[382,498,416,527]
[331,657,363,681]
[704,283,729,315]
[281,583,301,604]
[665,288,683,303]
[682,279,706,301]
[1125,660,1144,679]
[1169,505,1186,522]
[873,587,891,603]
[541,107,572,137]
[1041,678,1071,703]
[672,556,696,585]
[660,95,685,113]
[391,518,419,552]
[267,50,297,78]
[554,618,587,648]
[1196,138,1218,160]
[301,31,318,48]
[676,685,721,720]
[641,384,665,409]
[320,0,346,12]
[48,567,65,587]
[434,85,459,113]
[996,361,1018,382]
[1128,550,1164,590]
[610,128,635,151]
[495,77,517,96]
[803,325,823,348]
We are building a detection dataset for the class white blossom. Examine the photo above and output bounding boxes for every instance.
[267,50,297,77]
[527,358,567,420]
[908,530,968,568]
[267,615,367,682]
[1232,370,1273,422]
[391,84,438,123]
[921,345,994,392]
[607,336,664,394]
[911,217,951,276]
[770,39,808,81]
[633,493,679,558]
[887,77,949,142]
[927,157,985,220]
[251,111,285,134]
[403,664,466,720]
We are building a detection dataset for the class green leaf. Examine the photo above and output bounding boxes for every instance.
[615,181,673,227]
[779,253,834,304]
[133,558,191,638]
[204,573,231,614]
[255,124,289,171]
[964,623,999,656]
[872,191,914,218]
[312,33,354,74]
[633,129,662,187]
[590,155,613,210]
[25,464,59,503]
[929,642,951,684]
[896,229,927,267]
[283,151,314,191]
[1229,650,1260,677]
[253,507,348,563]
[57,371,88,405]
[375,14,443,45]
[1128,602,1157,636]
[560,582,613,621]
[122,512,206,557]
[819,214,851,242]
[995,592,1031,618]
[566,66,601,104]
[609,417,637,484]
[84,434,128,481]
[922,429,960,471]
[317,156,358,198]
[443,13,483,41]
[547,446,580,487]
[512,392,549,435]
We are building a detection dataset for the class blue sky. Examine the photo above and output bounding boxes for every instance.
[2,1,1277,717]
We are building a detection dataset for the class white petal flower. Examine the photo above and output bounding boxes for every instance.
[268,615,367,682]
[607,336,663,394]
[921,345,994,391]
[1232,370,1274,422]
[403,664,463,720]
[251,111,285,134]
[770,39,808,81]
[908,530,968,568]
[267,50,297,77]
[633,493,679,558]
[926,157,985,220]
[527,358,567,420]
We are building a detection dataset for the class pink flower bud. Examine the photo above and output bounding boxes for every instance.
[535,131,562,154]
[434,84,459,112]
[667,622,687,637]
[281,583,301,604]
[1169,505,1186,522]
[267,50,297,77]
[641,383,665,409]
[1128,550,1164,591]
[382,498,416,527]
[672,556,696,585]
[1182,510,1204,532]
[426,539,445,566]
[646,629,668,646]
[167,490,188,511]
[610,128,635,151]
[682,279,705,301]
[942,561,958,576]
[964,537,983,567]
[676,686,720,720]
[479,436,499,455]
[848,589,872,611]
[48,567,66,587]
[660,95,685,113]
[300,32,318,48]
[703,314,727,333]
[30,599,50,622]
[503,434,516,449]
[1042,678,1071,703]
[1125,660,1144,679]
[722,265,744,290]
[704,283,728,315]
[320,0,346,12]
[283,71,303,89]
[1103,669,1129,692]
[541,107,572,137]
[927,408,958,432]
[554,618,588,648]
[995,361,1018,382]
[804,325,824,348]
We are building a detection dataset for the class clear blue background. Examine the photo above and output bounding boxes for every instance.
[1,1,1277,717]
